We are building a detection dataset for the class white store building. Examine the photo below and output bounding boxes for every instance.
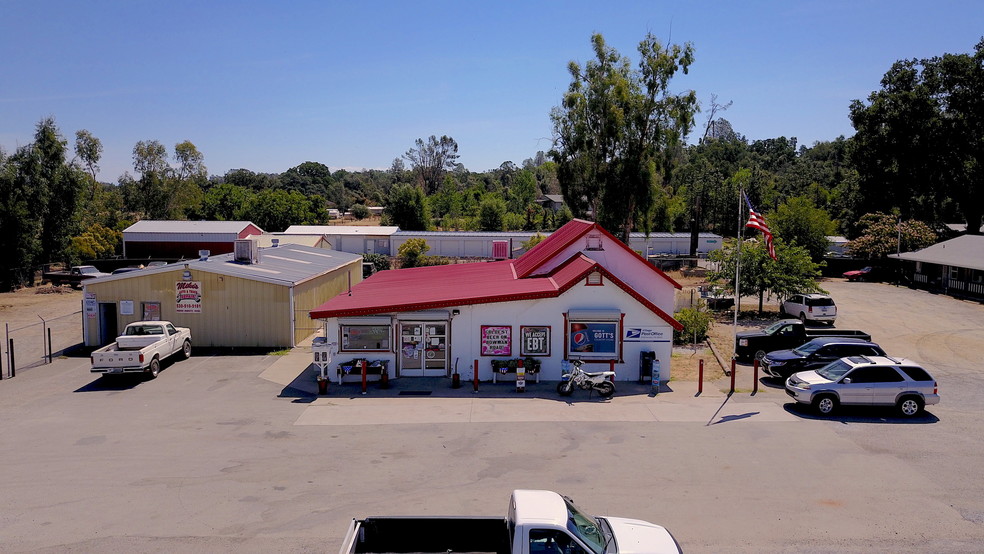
[310,220,683,384]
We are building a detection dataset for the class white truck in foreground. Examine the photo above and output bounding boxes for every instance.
[340,489,682,554]
[90,321,192,379]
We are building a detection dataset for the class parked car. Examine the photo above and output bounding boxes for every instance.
[43,265,110,288]
[111,266,143,275]
[734,319,870,363]
[761,337,886,379]
[785,355,939,417]
[781,293,837,324]
[843,266,875,281]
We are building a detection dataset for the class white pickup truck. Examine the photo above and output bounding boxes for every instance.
[90,321,192,379]
[340,489,682,554]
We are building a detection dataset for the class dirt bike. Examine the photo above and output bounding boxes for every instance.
[556,359,616,398]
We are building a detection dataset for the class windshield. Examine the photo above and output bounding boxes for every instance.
[816,359,852,380]
[564,497,605,554]
[793,341,822,356]
[763,321,787,335]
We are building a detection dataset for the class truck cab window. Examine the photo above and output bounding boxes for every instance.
[530,529,588,554]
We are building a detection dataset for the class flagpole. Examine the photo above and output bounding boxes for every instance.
[733,189,742,346]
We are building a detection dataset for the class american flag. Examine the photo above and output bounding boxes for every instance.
[744,193,776,260]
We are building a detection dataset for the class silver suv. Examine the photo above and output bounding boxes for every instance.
[781,293,836,324]
[785,356,939,417]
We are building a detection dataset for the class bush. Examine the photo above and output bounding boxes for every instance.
[673,306,713,344]
[362,253,390,276]
[397,238,430,268]
[350,204,371,220]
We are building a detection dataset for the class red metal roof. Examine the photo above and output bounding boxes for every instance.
[309,251,681,329]
[512,219,594,278]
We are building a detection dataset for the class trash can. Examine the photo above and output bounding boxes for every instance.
[639,351,655,383]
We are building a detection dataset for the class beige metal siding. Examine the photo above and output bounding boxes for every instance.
[84,259,363,348]
[293,260,363,344]
[84,269,291,348]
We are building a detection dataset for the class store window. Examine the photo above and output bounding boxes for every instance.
[340,324,391,352]
[567,310,621,359]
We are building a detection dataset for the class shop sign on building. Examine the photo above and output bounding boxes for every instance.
[481,325,512,356]
[569,322,618,355]
[623,327,669,342]
[176,281,202,313]
[84,292,97,319]
[520,326,550,356]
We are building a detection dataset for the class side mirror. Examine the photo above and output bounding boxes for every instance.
[842,377,852,384]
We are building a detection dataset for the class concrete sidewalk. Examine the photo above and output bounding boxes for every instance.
[260,338,793,426]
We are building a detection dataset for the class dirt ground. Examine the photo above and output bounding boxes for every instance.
[0,285,83,327]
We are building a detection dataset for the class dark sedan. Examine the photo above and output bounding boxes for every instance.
[761,337,886,379]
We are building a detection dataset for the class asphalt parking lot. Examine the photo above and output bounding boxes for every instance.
[1,280,983,553]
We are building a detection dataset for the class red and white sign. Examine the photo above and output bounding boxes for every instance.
[176,281,202,313]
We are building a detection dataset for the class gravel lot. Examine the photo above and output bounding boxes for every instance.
[0,280,982,553]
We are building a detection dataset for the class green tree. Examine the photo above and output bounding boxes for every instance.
[386,183,430,230]
[403,135,460,194]
[362,253,391,274]
[550,32,698,241]
[397,237,430,268]
[478,194,507,231]
[74,129,102,202]
[508,169,538,213]
[350,203,371,220]
[199,183,253,220]
[68,223,121,262]
[708,237,823,314]
[850,38,984,234]
[127,139,205,219]
[244,189,313,231]
[27,118,87,264]
[847,212,937,260]
[769,196,836,262]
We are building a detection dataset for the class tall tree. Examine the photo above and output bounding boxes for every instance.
[403,135,460,194]
[769,196,836,262]
[550,32,698,241]
[850,38,984,234]
[74,129,102,202]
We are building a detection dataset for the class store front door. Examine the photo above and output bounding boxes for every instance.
[399,321,448,377]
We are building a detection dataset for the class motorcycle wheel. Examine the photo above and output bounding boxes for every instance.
[596,381,615,398]
[557,381,574,397]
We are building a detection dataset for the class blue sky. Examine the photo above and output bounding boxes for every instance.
[2,1,982,182]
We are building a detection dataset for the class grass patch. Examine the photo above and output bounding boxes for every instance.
[267,349,292,356]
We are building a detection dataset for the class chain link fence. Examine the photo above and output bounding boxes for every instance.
[3,310,82,377]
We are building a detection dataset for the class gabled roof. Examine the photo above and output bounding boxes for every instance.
[891,234,984,272]
[309,239,682,329]
[512,219,681,288]
[124,220,262,234]
[309,260,555,318]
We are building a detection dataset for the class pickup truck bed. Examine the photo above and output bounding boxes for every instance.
[347,517,509,554]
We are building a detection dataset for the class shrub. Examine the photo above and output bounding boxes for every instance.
[397,238,430,268]
[350,204,371,220]
[673,306,713,344]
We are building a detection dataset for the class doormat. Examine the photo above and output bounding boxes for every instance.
[399,391,433,396]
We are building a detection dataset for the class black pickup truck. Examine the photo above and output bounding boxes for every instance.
[734,319,871,363]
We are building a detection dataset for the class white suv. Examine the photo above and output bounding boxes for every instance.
[781,293,836,324]
[785,356,940,417]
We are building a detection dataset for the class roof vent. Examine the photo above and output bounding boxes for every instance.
[585,233,604,251]
[233,239,259,264]
[198,249,210,261]
[271,238,280,247]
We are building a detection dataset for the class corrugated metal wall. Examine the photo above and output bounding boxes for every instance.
[84,260,363,348]
[292,261,362,345]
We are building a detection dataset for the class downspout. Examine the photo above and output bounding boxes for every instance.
[289,285,296,347]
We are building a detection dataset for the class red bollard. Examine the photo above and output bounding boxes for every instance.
[361,359,367,395]
[697,359,704,396]
[729,359,736,395]
[752,358,759,395]
[473,359,479,393]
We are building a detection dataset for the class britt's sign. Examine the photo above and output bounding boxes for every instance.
[175,281,202,313]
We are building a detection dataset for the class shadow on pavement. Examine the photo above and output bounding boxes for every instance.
[782,402,940,424]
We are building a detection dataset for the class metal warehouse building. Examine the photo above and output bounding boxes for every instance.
[82,242,363,348]
[122,220,264,259]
